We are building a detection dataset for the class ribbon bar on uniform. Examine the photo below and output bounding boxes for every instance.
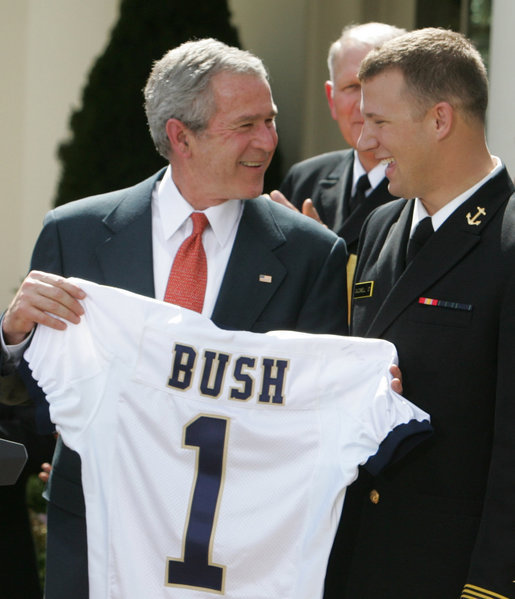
[418,297,472,312]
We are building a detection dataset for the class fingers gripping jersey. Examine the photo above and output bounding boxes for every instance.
[25,279,431,599]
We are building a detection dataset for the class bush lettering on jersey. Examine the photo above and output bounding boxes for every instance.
[168,343,289,405]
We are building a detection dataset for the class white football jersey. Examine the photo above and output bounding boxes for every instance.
[25,279,430,599]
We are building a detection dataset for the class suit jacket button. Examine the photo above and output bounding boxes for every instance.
[369,489,380,504]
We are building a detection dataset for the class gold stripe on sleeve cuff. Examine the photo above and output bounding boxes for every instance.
[461,583,510,599]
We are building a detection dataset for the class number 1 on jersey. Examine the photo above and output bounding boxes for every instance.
[166,415,229,593]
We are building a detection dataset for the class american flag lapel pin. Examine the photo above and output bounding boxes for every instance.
[259,274,272,283]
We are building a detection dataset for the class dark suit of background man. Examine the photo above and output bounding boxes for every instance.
[271,23,404,296]
[335,28,515,599]
[0,38,347,599]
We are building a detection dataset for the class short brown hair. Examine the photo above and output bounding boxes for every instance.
[358,28,488,123]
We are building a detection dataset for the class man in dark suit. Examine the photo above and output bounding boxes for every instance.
[337,28,515,599]
[270,23,404,294]
[0,39,347,599]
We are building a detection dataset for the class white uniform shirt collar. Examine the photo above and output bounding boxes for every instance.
[411,156,502,235]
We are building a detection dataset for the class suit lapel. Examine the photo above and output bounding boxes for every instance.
[96,170,165,298]
[212,198,287,330]
[366,170,512,338]
[317,152,353,232]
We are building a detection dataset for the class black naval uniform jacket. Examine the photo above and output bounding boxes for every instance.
[338,166,515,599]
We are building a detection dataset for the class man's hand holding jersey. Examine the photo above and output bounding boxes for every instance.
[2,271,86,345]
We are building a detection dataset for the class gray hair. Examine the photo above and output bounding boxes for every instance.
[144,38,269,159]
[327,22,406,81]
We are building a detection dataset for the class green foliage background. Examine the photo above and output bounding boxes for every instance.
[26,475,47,588]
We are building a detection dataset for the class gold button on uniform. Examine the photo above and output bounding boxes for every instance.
[369,489,380,504]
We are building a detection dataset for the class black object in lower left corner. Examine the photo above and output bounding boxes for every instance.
[0,438,28,485]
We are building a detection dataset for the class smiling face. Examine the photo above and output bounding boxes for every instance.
[326,44,371,150]
[358,68,438,201]
[173,72,278,209]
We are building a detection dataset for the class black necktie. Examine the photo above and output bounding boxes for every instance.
[406,216,433,264]
[348,174,371,215]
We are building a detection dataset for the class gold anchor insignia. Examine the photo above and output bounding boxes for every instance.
[466,206,486,226]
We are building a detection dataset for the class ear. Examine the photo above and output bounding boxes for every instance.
[325,80,337,119]
[432,102,453,140]
[165,118,193,157]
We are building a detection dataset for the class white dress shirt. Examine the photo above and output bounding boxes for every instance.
[152,165,243,317]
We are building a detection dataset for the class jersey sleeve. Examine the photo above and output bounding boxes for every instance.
[362,388,433,476]
[318,335,432,476]
[24,301,107,449]
[351,342,432,475]
[23,278,147,448]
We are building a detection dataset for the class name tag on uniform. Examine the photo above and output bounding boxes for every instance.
[354,281,374,299]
